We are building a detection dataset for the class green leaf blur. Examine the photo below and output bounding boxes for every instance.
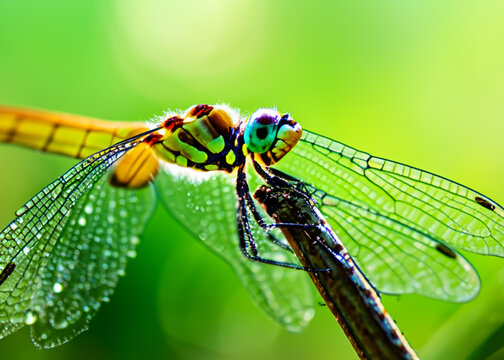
[0,0,503,359]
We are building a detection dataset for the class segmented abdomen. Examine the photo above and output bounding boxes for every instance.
[0,106,147,159]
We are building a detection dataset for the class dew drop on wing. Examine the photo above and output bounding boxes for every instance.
[53,282,63,293]
[78,216,87,226]
[131,236,140,245]
[84,204,94,214]
[50,314,68,330]
[24,310,37,325]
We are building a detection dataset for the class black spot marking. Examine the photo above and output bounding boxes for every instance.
[435,244,457,259]
[0,262,16,286]
[256,127,269,140]
[475,196,495,211]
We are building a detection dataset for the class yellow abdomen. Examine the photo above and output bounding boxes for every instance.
[0,106,147,159]
[0,106,158,188]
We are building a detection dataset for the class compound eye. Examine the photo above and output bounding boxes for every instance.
[244,109,281,154]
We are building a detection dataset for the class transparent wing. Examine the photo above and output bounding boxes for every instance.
[154,165,315,332]
[30,173,155,348]
[0,136,151,347]
[273,130,504,302]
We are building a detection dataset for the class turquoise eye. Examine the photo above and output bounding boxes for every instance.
[244,109,280,154]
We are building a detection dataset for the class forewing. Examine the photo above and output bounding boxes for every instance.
[0,137,148,347]
[273,130,504,301]
[154,165,315,332]
[30,173,155,348]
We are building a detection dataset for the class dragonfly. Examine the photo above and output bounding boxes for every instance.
[0,104,503,349]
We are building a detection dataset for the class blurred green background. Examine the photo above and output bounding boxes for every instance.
[1,0,504,359]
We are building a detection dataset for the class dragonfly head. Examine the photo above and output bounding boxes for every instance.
[244,109,302,165]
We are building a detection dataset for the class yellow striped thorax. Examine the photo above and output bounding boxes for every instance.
[151,104,240,173]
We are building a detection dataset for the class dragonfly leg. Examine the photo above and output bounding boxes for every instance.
[252,159,315,199]
[237,198,317,270]
[266,167,314,196]
[232,165,295,253]
[242,188,294,253]
[237,168,290,256]
[236,168,327,272]
[252,159,290,188]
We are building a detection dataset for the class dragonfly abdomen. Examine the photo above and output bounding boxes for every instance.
[0,106,147,159]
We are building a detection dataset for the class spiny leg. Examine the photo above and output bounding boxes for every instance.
[239,173,294,253]
[252,158,315,199]
[236,168,307,269]
[236,167,326,271]
[266,166,314,196]
[251,158,326,233]
[237,195,305,269]
[252,158,291,188]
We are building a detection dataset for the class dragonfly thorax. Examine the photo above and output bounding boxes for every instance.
[152,104,241,173]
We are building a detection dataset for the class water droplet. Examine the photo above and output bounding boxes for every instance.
[23,247,31,255]
[84,204,93,214]
[9,222,17,231]
[25,310,37,325]
[131,236,139,245]
[127,250,137,258]
[51,316,68,330]
[303,309,315,321]
[53,283,63,293]
[120,209,127,218]
[78,217,86,226]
